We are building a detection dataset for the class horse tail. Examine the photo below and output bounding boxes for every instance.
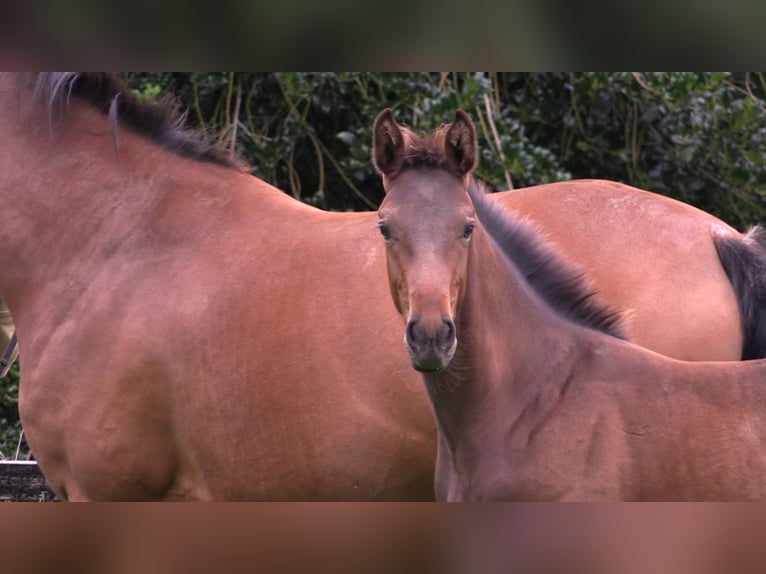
[714,225,766,360]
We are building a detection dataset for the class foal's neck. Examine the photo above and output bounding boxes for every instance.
[424,228,585,463]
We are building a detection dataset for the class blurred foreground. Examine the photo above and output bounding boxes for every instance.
[1,504,765,574]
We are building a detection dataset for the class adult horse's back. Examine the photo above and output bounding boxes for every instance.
[493,180,765,361]
[0,74,434,500]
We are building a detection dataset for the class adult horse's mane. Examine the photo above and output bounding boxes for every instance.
[468,179,626,338]
[12,72,244,169]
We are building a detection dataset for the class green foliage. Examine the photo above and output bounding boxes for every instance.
[120,72,764,227]
[124,72,575,211]
[507,72,766,227]
[0,361,27,460]
[134,83,162,101]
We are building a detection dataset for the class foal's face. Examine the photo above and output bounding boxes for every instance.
[378,169,476,371]
[372,108,478,372]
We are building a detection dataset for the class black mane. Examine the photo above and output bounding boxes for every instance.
[18,73,243,169]
[469,180,626,338]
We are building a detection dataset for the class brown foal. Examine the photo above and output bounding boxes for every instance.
[374,109,766,500]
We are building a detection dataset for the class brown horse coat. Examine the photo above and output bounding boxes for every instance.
[374,109,766,500]
[493,180,745,361]
[0,75,434,499]
[0,75,762,499]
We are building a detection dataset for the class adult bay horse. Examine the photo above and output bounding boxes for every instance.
[0,74,763,500]
[0,73,433,500]
[373,109,766,500]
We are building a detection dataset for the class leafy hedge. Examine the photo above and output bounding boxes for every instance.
[0,363,25,460]
[2,72,765,458]
[126,72,766,226]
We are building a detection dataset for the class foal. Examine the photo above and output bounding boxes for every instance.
[373,109,766,501]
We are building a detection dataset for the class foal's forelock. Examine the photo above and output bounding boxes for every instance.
[399,126,449,166]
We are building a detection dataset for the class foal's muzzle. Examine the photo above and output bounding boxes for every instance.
[405,314,457,372]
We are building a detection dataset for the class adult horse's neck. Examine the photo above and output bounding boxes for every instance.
[422,226,592,500]
[0,79,261,319]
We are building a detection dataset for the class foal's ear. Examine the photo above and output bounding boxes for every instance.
[372,108,405,179]
[445,110,477,177]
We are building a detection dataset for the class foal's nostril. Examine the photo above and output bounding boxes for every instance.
[406,318,420,349]
[440,316,456,346]
[442,317,455,342]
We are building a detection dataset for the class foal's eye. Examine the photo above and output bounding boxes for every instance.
[378,222,392,241]
[462,222,476,240]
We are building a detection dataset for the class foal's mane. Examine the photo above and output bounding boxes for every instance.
[14,73,243,169]
[468,180,626,338]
